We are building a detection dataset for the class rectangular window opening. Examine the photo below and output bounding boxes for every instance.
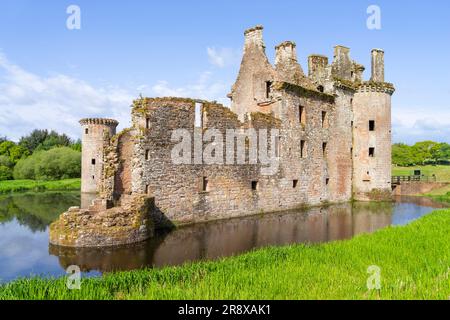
[145,185,149,194]
[293,180,298,188]
[321,111,328,128]
[91,159,96,165]
[195,103,203,128]
[85,128,89,134]
[369,120,375,131]
[265,81,272,99]
[300,140,306,158]
[299,106,306,125]
[145,149,150,161]
[146,118,150,129]
[202,177,208,192]
[322,142,327,157]
[369,147,375,157]
[326,178,330,185]
[251,181,258,191]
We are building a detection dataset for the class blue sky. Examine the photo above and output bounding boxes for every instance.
[0,0,449,143]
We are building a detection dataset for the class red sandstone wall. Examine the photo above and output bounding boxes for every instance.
[392,182,449,196]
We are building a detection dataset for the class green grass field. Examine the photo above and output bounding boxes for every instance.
[0,179,80,194]
[392,165,450,182]
[1,209,449,300]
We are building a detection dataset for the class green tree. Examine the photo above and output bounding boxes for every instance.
[0,141,16,155]
[0,165,13,181]
[0,141,29,164]
[19,129,77,153]
[70,139,82,152]
[411,141,438,165]
[36,131,72,151]
[0,155,14,168]
[14,147,81,181]
[19,129,49,153]
[392,143,415,166]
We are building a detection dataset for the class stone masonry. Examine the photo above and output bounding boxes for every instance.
[50,25,395,247]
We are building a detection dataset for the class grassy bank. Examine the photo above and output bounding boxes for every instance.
[1,209,449,300]
[392,165,450,182]
[0,179,80,194]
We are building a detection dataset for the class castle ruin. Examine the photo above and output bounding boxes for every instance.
[50,25,395,247]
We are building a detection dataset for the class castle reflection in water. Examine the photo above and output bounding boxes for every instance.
[51,197,443,273]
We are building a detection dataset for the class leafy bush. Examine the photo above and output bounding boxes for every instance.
[0,141,29,164]
[0,165,13,181]
[14,147,81,181]
[0,155,13,168]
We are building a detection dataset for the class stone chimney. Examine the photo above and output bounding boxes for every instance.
[275,41,305,83]
[371,49,384,82]
[331,45,353,80]
[244,25,265,51]
[308,54,329,83]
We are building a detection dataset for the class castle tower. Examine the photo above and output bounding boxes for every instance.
[352,49,395,200]
[79,118,118,194]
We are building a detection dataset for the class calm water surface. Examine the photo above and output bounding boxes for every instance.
[0,192,447,283]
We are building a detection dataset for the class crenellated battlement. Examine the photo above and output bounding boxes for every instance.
[79,118,119,126]
[357,81,395,95]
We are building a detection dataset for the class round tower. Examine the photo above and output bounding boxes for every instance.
[79,118,119,194]
[352,49,395,200]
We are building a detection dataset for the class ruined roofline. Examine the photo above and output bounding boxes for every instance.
[132,96,212,105]
[273,81,335,103]
[309,53,328,59]
[132,94,281,127]
[334,45,350,50]
[244,24,263,35]
[275,41,296,50]
[79,118,119,126]
[354,62,365,71]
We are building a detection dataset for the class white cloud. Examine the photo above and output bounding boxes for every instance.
[392,108,450,144]
[0,53,134,141]
[145,71,230,106]
[207,47,240,68]
[0,53,231,141]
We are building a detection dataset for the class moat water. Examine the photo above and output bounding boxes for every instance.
[0,191,448,283]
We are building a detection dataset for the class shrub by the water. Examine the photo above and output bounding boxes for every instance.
[0,165,13,181]
[13,147,81,181]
